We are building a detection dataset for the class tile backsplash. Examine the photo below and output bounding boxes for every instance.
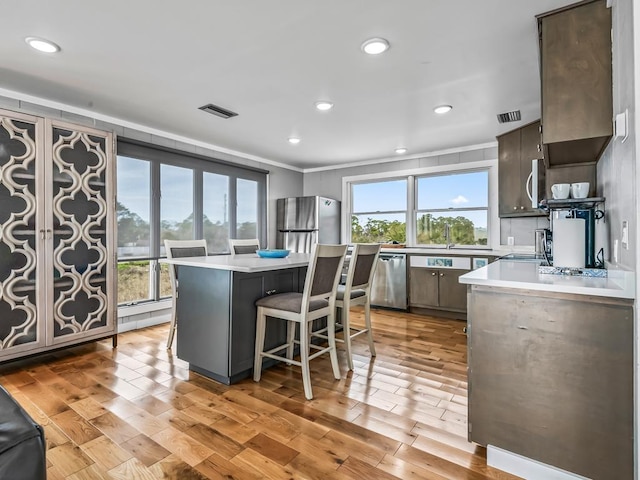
[500,216,549,246]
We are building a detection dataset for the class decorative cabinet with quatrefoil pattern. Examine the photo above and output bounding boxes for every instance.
[0,108,116,361]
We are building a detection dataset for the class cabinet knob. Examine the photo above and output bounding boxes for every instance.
[537,144,542,152]
[513,206,517,210]
[431,272,436,276]
[440,273,444,277]
[520,206,525,210]
[266,289,277,295]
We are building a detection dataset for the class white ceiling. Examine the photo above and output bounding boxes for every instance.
[1,0,574,171]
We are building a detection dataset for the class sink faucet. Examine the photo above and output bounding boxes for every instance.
[444,224,455,249]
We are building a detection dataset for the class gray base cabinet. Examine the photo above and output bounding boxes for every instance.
[467,285,633,480]
[409,267,468,313]
[176,265,305,384]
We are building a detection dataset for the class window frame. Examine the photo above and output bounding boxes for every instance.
[116,139,268,307]
[414,168,490,248]
[342,160,498,249]
[350,177,409,244]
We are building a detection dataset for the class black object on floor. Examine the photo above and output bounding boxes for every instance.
[0,385,46,480]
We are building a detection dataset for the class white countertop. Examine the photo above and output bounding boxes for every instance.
[459,259,635,299]
[379,247,534,257]
[162,252,311,273]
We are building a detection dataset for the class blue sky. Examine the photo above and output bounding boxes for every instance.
[117,156,257,224]
[353,171,488,228]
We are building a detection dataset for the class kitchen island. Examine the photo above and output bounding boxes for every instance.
[459,260,634,480]
[163,253,310,384]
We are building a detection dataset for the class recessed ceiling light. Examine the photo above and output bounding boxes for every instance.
[25,36,60,53]
[288,137,301,144]
[434,105,453,114]
[395,147,408,154]
[315,101,334,111]
[361,38,390,55]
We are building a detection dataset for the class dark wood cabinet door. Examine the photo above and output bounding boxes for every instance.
[437,269,467,311]
[539,0,612,166]
[498,128,522,216]
[408,268,439,308]
[540,0,612,144]
[498,121,546,217]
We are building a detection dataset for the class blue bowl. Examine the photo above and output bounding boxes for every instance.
[256,249,290,258]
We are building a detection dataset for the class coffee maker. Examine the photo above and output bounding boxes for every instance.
[547,207,603,268]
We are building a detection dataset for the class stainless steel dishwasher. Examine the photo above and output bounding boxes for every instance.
[371,253,407,310]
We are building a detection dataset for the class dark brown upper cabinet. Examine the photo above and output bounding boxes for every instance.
[498,120,546,217]
[537,0,612,167]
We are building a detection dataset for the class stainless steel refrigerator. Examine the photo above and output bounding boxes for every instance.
[276,196,340,252]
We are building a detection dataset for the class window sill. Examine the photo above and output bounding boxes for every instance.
[118,299,172,317]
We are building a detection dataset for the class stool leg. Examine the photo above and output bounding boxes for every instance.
[253,307,267,382]
[327,311,341,380]
[342,300,354,371]
[364,296,376,357]
[299,317,313,400]
[286,320,296,360]
[166,301,177,349]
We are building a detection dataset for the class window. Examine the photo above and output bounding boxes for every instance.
[116,140,267,306]
[347,166,491,247]
[203,172,229,252]
[350,179,407,243]
[416,170,489,247]
[117,156,152,305]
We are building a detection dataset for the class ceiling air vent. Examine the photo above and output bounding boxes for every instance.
[198,103,238,119]
[497,110,521,124]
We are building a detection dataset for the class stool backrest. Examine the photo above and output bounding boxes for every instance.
[302,244,348,309]
[345,243,381,294]
[229,238,260,254]
[164,239,208,292]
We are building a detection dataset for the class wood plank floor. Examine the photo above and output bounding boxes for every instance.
[0,308,521,480]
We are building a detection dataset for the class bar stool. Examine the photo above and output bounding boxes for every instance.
[335,243,381,370]
[164,239,208,348]
[229,238,260,254]
[253,243,347,400]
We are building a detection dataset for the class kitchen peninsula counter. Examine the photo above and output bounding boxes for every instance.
[460,259,634,479]
[163,253,310,384]
[459,258,635,298]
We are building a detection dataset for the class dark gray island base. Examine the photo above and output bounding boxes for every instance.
[167,254,311,385]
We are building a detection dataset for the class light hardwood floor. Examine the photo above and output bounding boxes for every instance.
[0,308,521,480]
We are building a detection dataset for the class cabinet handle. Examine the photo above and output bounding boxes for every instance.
[39,229,45,240]
[46,229,52,239]
[266,289,277,295]
[517,325,528,330]
[537,144,541,152]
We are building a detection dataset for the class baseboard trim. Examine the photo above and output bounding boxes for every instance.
[117,314,171,333]
[487,446,590,480]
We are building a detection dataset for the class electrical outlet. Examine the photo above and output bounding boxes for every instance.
[507,236,515,246]
[622,220,629,249]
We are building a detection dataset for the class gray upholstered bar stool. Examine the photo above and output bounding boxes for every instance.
[253,243,347,400]
[164,239,208,348]
[228,238,260,254]
[334,243,381,370]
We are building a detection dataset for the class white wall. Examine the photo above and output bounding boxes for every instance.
[598,0,636,271]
